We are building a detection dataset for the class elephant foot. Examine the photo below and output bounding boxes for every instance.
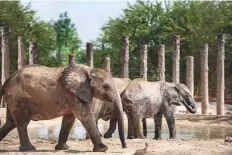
[127,136,135,139]
[137,135,146,139]
[19,144,36,152]
[93,143,108,152]
[86,134,90,140]
[103,133,112,139]
[55,143,69,150]
[153,137,162,140]
[168,137,177,141]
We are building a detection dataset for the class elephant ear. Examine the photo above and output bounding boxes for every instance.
[62,64,93,104]
[174,83,192,96]
[161,82,182,106]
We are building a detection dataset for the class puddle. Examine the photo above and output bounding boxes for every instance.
[27,120,232,141]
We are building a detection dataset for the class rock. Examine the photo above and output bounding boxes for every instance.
[133,142,155,155]
[225,136,232,142]
[225,111,232,115]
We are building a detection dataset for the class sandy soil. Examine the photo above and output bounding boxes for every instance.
[0,102,232,155]
[0,117,232,155]
[0,135,232,155]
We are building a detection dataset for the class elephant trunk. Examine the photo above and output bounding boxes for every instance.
[182,96,197,113]
[115,96,127,148]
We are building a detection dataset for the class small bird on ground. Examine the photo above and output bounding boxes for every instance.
[133,142,155,155]
[225,136,232,142]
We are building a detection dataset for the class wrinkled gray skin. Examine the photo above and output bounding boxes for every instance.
[122,78,197,139]
[0,64,126,152]
[79,78,131,139]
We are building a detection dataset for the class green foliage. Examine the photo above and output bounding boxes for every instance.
[52,11,82,66]
[0,2,83,76]
[97,0,232,95]
[0,1,57,74]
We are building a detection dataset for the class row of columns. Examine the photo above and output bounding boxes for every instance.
[119,35,226,115]
[0,26,226,115]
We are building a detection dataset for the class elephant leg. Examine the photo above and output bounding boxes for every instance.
[0,108,16,141]
[133,115,145,139]
[163,111,176,139]
[127,115,134,139]
[104,118,117,138]
[86,119,102,140]
[11,105,35,151]
[55,113,75,150]
[142,118,147,137]
[154,112,162,140]
[72,104,108,152]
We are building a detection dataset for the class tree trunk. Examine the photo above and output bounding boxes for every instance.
[1,27,10,108]
[29,42,37,65]
[122,36,129,78]
[18,36,25,70]
[86,42,93,67]
[69,54,76,65]
[186,56,194,96]
[140,45,147,80]
[201,43,209,115]
[158,44,165,81]
[172,35,180,113]
[216,34,225,115]
[104,56,110,72]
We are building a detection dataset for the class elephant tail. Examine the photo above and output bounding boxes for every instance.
[0,76,12,103]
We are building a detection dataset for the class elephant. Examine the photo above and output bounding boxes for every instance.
[121,78,197,139]
[0,64,126,152]
[82,77,131,139]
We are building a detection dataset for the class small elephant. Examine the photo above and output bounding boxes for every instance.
[82,77,131,139]
[0,64,126,152]
[122,78,197,139]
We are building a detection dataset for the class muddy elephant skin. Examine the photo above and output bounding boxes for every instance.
[122,78,197,139]
[78,78,131,140]
[0,64,126,152]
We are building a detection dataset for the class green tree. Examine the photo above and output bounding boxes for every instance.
[97,0,232,97]
[100,0,166,78]
[52,11,82,66]
[0,1,57,74]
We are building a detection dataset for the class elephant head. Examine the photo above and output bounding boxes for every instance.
[161,82,197,113]
[61,64,126,148]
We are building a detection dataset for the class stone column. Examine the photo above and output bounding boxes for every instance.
[104,56,110,72]
[186,56,194,97]
[86,42,93,67]
[158,44,165,81]
[18,36,25,69]
[29,42,37,65]
[140,45,147,80]
[216,34,225,115]
[1,26,9,108]
[69,54,76,65]
[172,35,180,113]
[122,36,129,78]
[201,43,209,114]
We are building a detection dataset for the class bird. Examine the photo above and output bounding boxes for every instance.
[133,142,155,155]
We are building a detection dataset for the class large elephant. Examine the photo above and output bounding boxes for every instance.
[122,78,197,139]
[0,64,126,152]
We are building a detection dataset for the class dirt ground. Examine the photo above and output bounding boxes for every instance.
[1,102,232,155]
[0,137,232,155]
[0,116,232,155]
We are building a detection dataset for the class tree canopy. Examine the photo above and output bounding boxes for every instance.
[95,0,232,95]
[1,0,232,96]
[0,1,82,74]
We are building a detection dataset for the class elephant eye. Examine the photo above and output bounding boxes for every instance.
[102,84,110,90]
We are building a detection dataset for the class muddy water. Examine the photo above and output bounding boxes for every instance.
[27,120,232,141]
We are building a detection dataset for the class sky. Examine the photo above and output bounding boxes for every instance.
[20,0,137,47]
